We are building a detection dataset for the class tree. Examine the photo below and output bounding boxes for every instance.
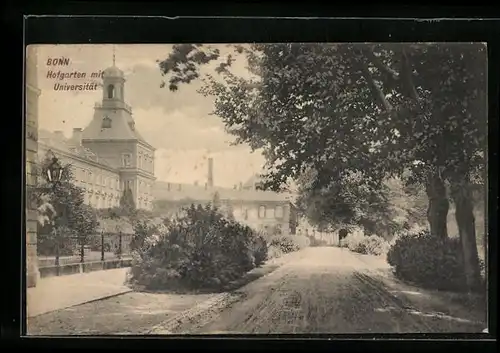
[296,168,400,237]
[119,187,137,216]
[212,191,222,209]
[158,43,486,290]
[35,154,99,255]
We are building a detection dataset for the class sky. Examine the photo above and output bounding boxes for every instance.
[32,44,266,188]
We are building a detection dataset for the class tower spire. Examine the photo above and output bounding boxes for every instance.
[112,45,116,66]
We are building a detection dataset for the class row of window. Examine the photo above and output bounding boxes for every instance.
[233,205,285,220]
[258,205,284,219]
[121,153,154,172]
[73,167,120,190]
[85,193,120,209]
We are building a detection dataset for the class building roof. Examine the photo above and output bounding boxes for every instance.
[103,66,124,78]
[153,181,292,203]
[81,64,153,149]
[81,109,150,145]
[242,174,262,189]
[38,129,115,169]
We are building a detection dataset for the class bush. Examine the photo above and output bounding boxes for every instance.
[37,226,78,256]
[267,234,309,258]
[249,232,269,267]
[270,235,299,253]
[128,204,268,291]
[340,233,389,256]
[387,230,468,291]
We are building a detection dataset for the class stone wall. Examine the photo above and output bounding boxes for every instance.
[26,45,40,287]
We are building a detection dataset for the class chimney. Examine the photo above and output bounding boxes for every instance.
[72,128,83,145]
[207,158,214,188]
[239,182,243,190]
[54,130,64,139]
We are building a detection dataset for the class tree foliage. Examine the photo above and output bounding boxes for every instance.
[119,187,137,216]
[35,154,99,254]
[158,43,487,289]
[159,43,485,189]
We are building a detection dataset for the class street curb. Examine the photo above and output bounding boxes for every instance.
[147,292,240,334]
[28,289,133,318]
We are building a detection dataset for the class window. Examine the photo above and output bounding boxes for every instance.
[265,207,275,219]
[101,116,112,128]
[107,84,115,99]
[258,206,266,219]
[275,206,284,219]
[122,153,131,167]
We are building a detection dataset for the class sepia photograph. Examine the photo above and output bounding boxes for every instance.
[25,42,488,335]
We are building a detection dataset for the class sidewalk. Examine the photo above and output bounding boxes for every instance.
[27,267,132,318]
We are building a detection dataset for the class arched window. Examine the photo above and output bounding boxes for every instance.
[107,84,115,99]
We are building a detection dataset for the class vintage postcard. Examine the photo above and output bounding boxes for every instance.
[25,43,488,335]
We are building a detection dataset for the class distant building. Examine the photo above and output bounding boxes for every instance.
[38,64,156,210]
[153,159,298,236]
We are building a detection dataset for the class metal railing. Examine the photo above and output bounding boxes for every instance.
[37,232,133,270]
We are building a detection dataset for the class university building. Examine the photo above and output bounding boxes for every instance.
[38,64,156,211]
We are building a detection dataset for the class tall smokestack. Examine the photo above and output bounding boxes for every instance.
[207,158,214,188]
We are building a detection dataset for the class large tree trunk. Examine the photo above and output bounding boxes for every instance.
[450,177,482,291]
[425,173,449,239]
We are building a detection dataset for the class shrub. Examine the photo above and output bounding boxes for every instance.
[128,204,268,291]
[269,234,310,255]
[37,226,78,256]
[340,233,389,256]
[250,233,269,267]
[387,230,468,291]
[270,235,299,253]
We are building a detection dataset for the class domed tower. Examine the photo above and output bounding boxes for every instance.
[81,52,156,210]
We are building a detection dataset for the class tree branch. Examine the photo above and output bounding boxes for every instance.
[357,58,393,112]
[400,48,419,100]
[362,47,400,83]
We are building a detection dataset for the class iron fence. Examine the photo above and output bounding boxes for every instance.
[37,232,134,268]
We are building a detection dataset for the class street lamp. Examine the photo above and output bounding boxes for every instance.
[45,155,64,185]
[27,153,65,273]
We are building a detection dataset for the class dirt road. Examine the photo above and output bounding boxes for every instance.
[172,247,486,334]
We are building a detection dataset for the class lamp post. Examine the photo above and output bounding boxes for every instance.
[29,153,65,272]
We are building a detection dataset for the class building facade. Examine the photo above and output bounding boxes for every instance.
[38,64,156,210]
[153,159,298,236]
[26,45,41,288]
